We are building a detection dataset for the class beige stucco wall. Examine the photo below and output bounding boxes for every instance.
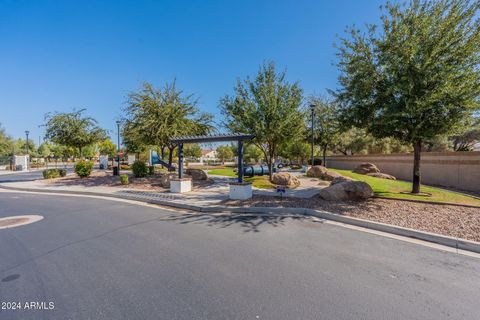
[325,152,480,192]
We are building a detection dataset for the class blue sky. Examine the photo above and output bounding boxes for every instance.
[0,0,384,142]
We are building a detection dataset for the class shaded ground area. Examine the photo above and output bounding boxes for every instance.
[222,195,480,242]
[41,171,214,191]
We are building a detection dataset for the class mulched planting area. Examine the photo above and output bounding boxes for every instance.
[42,171,213,191]
[221,195,480,242]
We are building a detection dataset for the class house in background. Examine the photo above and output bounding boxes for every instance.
[200,149,218,163]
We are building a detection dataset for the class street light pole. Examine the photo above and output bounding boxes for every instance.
[25,130,30,171]
[25,130,30,155]
[309,104,315,166]
[115,120,121,176]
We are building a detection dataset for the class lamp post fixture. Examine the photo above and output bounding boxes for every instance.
[309,104,316,166]
[115,120,121,176]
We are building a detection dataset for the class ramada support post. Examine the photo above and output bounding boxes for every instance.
[237,140,244,183]
[178,143,184,179]
[171,142,191,193]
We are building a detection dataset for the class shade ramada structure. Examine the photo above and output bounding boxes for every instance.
[170,134,255,183]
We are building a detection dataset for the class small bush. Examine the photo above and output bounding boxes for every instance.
[119,174,129,185]
[74,160,94,178]
[120,164,131,170]
[43,169,61,179]
[132,160,148,178]
[148,165,155,175]
[58,169,67,177]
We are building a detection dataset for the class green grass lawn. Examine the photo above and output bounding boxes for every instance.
[207,168,237,177]
[208,168,275,189]
[245,175,275,189]
[330,169,480,206]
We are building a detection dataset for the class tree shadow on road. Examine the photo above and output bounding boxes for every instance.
[158,212,324,233]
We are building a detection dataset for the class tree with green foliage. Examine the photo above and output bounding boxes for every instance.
[309,96,341,166]
[220,62,305,180]
[335,0,480,193]
[121,121,146,157]
[184,143,202,159]
[0,124,14,156]
[44,109,107,158]
[15,138,38,157]
[98,139,117,158]
[37,142,52,158]
[334,128,370,155]
[279,140,311,164]
[124,81,214,166]
[244,144,263,164]
[216,145,234,163]
[450,116,480,151]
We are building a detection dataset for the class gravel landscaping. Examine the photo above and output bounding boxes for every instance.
[222,196,480,242]
[42,171,214,191]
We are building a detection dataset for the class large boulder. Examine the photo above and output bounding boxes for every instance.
[307,165,343,181]
[330,176,354,185]
[185,168,208,180]
[366,172,396,180]
[319,180,374,201]
[272,172,300,188]
[321,170,344,181]
[306,165,328,178]
[353,163,380,175]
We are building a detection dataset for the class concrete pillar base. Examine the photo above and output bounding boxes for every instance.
[170,178,192,193]
[229,182,253,200]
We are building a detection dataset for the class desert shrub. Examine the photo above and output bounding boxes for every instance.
[58,169,67,177]
[120,164,131,170]
[42,169,61,179]
[148,165,155,175]
[132,160,148,178]
[119,174,129,185]
[74,160,94,178]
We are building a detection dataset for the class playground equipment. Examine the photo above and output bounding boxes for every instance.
[149,150,176,171]
[243,165,272,177]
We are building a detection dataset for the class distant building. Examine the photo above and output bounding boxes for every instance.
[200,149,218,163]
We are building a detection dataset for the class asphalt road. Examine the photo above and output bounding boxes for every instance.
[0,192,479,320]
[0,167,74,183]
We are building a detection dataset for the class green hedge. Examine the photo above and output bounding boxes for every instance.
[74,160,94,178]
[42,168,67,179]
[132,160,148,178]
[119,174,129,185]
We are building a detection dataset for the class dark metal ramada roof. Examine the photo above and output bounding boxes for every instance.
[170,133,255,144]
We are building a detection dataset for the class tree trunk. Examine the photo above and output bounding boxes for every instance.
[168,146,175,167]
[322,146,327,168]
[268,157,274,182]
[412,140,422,194]
[160,146,165,160]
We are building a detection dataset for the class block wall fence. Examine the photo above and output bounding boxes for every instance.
[325,152,480,192]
